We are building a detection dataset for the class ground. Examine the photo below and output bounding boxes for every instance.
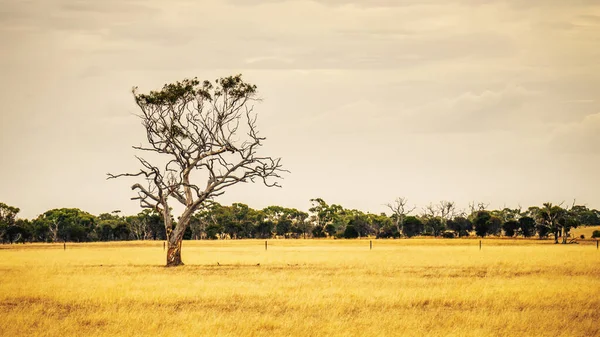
[1,239,598,336]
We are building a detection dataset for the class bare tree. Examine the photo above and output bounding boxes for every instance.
[468,201,489,216]
[438,200,456,225]
[108,75,285,266]
[422,202,438,218]
[386,197,416,237]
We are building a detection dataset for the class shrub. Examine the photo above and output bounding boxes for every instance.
[441,231,455,238]
[592,230,600,239]
[343,225,359,239]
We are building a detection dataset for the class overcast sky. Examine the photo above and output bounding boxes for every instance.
[1,0,599,218]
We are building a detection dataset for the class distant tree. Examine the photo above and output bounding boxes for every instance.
[312,225,326,238]
[502,220,520,237]
[343,225,359,239]
[402,216,423,238]
[309,198,343,237]
[255,218,274,239]
[126,210,157,240]
[536,203,566,243]
[424,217,445,237]
[437,200,457,230]
[370,213,394,238]
[570,205,600,226]
[34,208,96,242]
[292,213,311,239]
[518,216,536,238]
[113,223,131,241]
[0,203,20,243]
[447,216,472,237]
[560,203,580,243]
[347,212,373,237]
[275,217,292,237]
[386,197,416,238]
[108,75,284,266]
[473,211,491,237]
[488,216,503,236]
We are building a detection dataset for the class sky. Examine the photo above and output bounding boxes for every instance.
[1,0,599,219]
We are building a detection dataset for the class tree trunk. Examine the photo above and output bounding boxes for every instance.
[166,237,183,267]
[165,209,194,267]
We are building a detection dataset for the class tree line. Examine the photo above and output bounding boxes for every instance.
[1,199,599,244]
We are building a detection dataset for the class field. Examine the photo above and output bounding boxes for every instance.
[572,225,600,239]
[1,239,599,337]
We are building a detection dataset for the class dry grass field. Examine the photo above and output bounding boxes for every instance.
[1,239,599,337]
[572,225,600,239]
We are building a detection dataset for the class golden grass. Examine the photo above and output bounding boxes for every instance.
[1,239,599,336]
[572,225,600,239]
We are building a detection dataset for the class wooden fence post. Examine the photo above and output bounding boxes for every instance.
[265,240,268,251]
[479,240,482,251]
[370,240,372,250]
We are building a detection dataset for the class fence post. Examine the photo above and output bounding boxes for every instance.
[597,240,598,250]
[63,242,66,251]
[370,240,372,250]
[265,240,268,251]
[479,240,482,251]
[163,242,165,251]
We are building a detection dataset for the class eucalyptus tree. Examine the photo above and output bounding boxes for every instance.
[386,197,416,237]
[0,202,20,243]
[109,75,285,266]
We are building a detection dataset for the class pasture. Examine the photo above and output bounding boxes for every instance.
[1,239,598,336]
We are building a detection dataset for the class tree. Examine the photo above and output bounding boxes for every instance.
[437,200,456,230]
[127,210,157,240]
[473,211,491,238]
[536,203,565,244]
[347,212,372,238]
[34,208,96,242]
[424,217,445,237]
[0,203,20,243]
[308,198,343,237]
[570,205,600,226]
[488,216,502,236]
[447,216,472,237]
[343,225,359,239]
[386,197,416,238]
[108,75,285,266]
[518,216,536,238]
[502,220,519,237]
[402,216,423,237]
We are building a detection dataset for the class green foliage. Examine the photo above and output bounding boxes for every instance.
[447,217,472,237]
[343,225,359,239]
[0,202,20,243]
[502,220,520,237]
[592,230,600,239]
[403,216,423,238]
[473,211,491,237]
[519,217,536,237]
[2,200,598,242]
[424,217,445,237]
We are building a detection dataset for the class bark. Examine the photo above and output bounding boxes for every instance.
[166,238,183,267]
[166,210,193,267]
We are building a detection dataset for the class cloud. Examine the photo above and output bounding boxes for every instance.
[401,85,536,133]
[549,113,600,154]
